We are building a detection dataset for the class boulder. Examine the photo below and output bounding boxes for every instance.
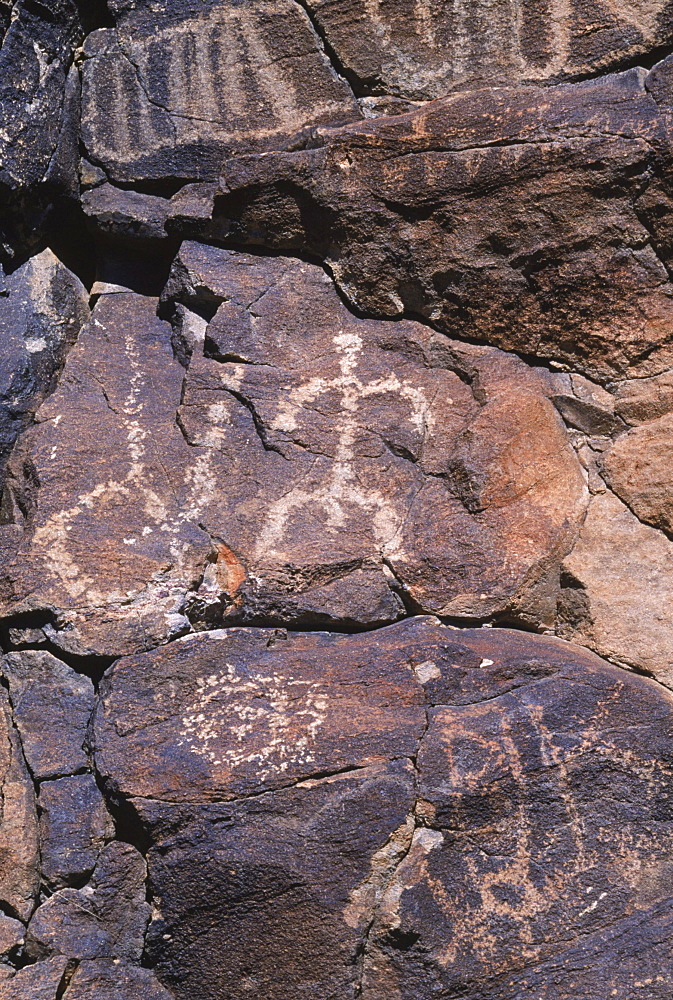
[26,842,150,963]
[0,957,69,1000]
[93,620,673,1000]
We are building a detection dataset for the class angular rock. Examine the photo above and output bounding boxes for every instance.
[213,69,673,381]
[305,0,673,99]
[0,291,212,658]
[39,775,114,889]
[0,956,69,1000]
[80,0,361,186]
[0,652,94,780]
[602,412,673,534]
[0,250,89,485]
[62,960,173,1000]
[614,368,673,424]
[26,842,150,963]
[0,917,23,961]
[0,684,39,922]
[559,490,673,684]
[94,619,673,1000]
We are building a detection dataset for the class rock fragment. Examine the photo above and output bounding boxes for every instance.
[559,490,673,685]
[26,842,150,963]
[38,775,114,890]
[0,251,89,486]
[0,652,94,780]
[0,956,69,1000]
[62,960,173,1000]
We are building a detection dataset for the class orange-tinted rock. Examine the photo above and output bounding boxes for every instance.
[602,412,673,534]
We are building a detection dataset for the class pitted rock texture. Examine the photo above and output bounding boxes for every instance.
[93,620,673,1000]
[81,0,361,186]
[304,0,673,98]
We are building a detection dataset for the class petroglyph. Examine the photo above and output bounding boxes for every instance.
[81,1,360,182]
[179,664,328,779]
[304,0,673,98]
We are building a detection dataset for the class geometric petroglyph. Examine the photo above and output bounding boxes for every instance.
[81,1,360,183]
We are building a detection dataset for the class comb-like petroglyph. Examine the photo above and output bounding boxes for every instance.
[81,0,361,185]
[303,0,673,98]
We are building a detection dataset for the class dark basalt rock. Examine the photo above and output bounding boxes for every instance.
[92,619,673,1000]
[0,251,89,489]
[80,0,361,187]
[303,0,673,99]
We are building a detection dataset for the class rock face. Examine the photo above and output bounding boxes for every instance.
[3,2,673,998]
[212,68,673,382]
[0,246,587,655]
[304,0,673,98]
[81,0,361,186]
[93,621,673,999]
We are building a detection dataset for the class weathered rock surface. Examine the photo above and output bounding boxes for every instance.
[558,489,673,685]
[304,0,673,99]
[1,1,673,995]
[0,651,95,779]
[81,0,361,187]
[92,620,673,999]
[212,68,673,382]
[26,841,150,963]
[0,684,39,922]
[0,251,89,486]
[38,775,114,890]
